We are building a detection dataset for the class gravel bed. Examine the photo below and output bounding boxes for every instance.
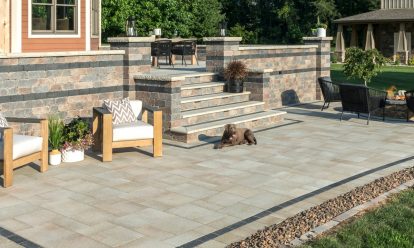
[228,167,414,248]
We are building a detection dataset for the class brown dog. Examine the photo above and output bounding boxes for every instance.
[215,124,257,149]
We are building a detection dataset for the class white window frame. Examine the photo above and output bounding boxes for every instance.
[28,0,81,38]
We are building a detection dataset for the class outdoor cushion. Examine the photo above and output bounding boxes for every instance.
[0,113,8,127]
[112,121,154,142]
[104,98,136,125]
[129,100,143,120]
[0,135,43,160]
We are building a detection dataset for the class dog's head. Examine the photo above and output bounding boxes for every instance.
[224,124,237,135]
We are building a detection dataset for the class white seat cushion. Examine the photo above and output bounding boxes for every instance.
[129,100,143,120]
[0,135,43,160]
[113,121,154,142]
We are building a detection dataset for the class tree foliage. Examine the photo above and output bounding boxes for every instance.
[101,0,223,42]
[101,0,381,44]
[343,47,387,86]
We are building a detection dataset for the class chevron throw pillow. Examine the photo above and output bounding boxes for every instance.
[0,112,8,127]
[104,98,137,125]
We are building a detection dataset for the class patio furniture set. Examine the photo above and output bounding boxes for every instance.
[151,39,199,67]
[319,77,414,124]
[0,99,163,188]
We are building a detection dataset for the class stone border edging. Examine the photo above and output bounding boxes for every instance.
[290,179,414,247]
[228,167,414,248]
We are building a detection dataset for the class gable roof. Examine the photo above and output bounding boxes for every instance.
[334,9,414,24]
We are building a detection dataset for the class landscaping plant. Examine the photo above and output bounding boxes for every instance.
[62,117,93,151]
[343,47,387,86]
[48,115,64,151]
[224,60,248,93]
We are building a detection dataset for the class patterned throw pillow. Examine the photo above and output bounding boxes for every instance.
[0,113,8,127]
[104,98,137,125]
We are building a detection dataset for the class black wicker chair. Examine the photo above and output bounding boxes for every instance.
[151,40,173,68]
[172,40,198,66]
[405,90,414,122]
[318,77,341,111]
[339,84,387,125]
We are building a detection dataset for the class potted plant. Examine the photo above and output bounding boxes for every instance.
[48,115,64,166]
[316,23,327,37]
[61,117,93,163]
[224,60,248,93]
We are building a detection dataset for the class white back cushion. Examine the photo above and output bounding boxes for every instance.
[129,100,143,120]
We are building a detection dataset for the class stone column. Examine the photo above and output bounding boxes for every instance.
[397,23,409,64]
[203,37,242,74]
[303,37,333,100]
[107,37,155,98]
[365,24,375,50]
[335,24,346,62]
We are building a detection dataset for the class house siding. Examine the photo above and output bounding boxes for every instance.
[22,0,86,52]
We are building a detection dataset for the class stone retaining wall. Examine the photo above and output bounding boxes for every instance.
[0,51,125,134]
[204,37,332,109]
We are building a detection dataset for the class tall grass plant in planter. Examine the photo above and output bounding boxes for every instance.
[48,116,64,166]
[224,60,248,93]
[61,117,93,163]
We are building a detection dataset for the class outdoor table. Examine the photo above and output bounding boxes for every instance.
[151,38,197,66]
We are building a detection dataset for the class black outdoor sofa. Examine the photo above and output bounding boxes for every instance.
[318,77,387,125]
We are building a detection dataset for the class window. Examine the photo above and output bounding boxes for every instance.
[91,0,99,36]
[32,0,78,34]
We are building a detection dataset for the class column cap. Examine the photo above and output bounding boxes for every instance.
[203,37,242,42]
[303,37,333,41]
[107,37,156,43]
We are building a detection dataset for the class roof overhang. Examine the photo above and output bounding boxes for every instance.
[334,9,414,24]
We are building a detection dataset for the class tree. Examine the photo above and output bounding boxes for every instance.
[189,0,224,38]
[343,47,387,86]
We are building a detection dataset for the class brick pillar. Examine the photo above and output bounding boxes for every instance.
[107,37,155,98]
[303,37,333,100]
[203,37,242,74]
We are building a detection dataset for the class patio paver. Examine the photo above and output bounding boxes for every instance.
[1,102,413,247]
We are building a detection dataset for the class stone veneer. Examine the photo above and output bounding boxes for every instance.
[203,37,332,109]
[0,51,125,135]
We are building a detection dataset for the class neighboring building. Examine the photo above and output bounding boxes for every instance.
[0,0,101,54]
[334,0,414,64]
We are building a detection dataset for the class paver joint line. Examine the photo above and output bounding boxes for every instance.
[178,155,414,247]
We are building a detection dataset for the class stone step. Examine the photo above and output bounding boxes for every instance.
[181,72,219,85]
[181,82,226,97]
[169,110,286,143]
[179,101,265,126]
[181,92,251,111]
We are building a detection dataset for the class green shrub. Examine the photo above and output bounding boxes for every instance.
[408,57,414,66]
[343,47,386,86]
[331,53,338,63]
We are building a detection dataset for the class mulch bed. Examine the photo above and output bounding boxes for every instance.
[228,167,414,248]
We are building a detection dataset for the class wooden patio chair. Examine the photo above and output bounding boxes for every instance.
[1,118,48,188]
[92,100,162,162]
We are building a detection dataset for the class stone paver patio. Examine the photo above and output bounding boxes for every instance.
[1,102,413,248]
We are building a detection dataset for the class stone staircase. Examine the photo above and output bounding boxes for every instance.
[167,73,286,143]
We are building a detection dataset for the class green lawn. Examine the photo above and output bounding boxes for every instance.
[331,64,414,91]
[302,188,414,248]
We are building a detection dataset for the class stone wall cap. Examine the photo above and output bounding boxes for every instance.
[203,37,242,42]
[248,68,274,73]
[303,37,334,41]
[0,50,125,59]
[107,37,156,43]
[239,45,318,51]
[134,72,217,82]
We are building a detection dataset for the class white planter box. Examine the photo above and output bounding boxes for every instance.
[62,148,85,163]
[317,28,326,38]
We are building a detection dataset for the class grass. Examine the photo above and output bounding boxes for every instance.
[331,64,414,91]
[302,188,414,248]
